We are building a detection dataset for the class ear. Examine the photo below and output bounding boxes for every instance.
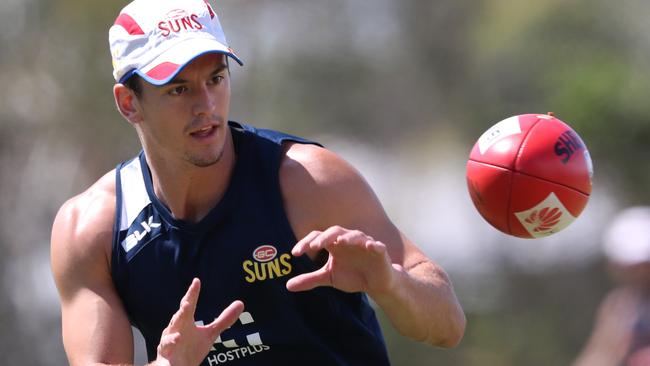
[113,84,143,125]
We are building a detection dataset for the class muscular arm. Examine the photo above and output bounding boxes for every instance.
[280,143,466,348]
[51,172,137,365]
[51,173,244,366]
[572,288,639,366]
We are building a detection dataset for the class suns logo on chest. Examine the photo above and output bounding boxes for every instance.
[242,245,292,283]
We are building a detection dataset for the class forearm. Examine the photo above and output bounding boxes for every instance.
[83,359,167,366]
[369,261,466,348]
[79,359,161,366]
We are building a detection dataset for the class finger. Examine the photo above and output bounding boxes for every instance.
[167,278,201,331]
[205,300,245,339]
[335,230,371,247]
[286,267,331,292]
[365,239,387,255]
[292,230,322,256]
[308,226,348,252]
[180,278,201,315]
[181,278,201,309]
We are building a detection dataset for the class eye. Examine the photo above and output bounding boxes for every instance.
[168,85,188,96]
[209,74,224,85]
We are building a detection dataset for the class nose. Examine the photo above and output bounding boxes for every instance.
[192,85,217,116]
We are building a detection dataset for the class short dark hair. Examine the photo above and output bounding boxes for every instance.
[123,74,143,98]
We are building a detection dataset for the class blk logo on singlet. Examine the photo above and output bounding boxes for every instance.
[242,245,292,283]
[123,215,161,252]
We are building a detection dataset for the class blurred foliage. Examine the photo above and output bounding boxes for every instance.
[462,0,650,203]
[1,0,649,365]
[381,260,612,366]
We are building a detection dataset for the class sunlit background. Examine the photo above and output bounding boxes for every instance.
[2,0,650,364]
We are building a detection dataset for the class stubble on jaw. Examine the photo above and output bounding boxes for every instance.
[185,146,225,168]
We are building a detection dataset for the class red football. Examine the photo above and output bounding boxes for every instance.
[466,113,593,238]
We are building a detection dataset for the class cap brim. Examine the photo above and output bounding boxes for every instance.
[125,37,243,86]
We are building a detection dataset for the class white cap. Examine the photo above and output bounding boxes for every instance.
[603,206,650,266]
[109,0,242,86]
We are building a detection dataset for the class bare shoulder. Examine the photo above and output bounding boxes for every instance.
[599,286,640,317]
[51,171,136,363]
[279,142,429,267]
[279,142,379,218]
[279,143,395,238]
[280,142,367,190]
[51,170,117,298]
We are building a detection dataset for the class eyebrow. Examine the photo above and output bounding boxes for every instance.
[166,63,228,85]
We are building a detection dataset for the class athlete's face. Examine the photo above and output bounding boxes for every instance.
[134,53,231,167]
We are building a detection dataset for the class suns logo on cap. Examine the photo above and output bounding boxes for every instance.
[242,245,292,283]
[158,9,204,37]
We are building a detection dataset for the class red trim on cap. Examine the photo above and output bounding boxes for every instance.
[114,13,145,35]
[203,0,216,19]
[146,62,181,81]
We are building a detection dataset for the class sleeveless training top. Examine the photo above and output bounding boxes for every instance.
[111,121,391,366]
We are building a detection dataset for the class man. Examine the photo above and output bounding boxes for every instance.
[50,0,466,365]
[573,207,650,366]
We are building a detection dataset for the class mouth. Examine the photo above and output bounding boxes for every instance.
[188,124,217,139]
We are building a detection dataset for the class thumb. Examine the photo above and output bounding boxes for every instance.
[286,267,331,292]
[204,300,245,339]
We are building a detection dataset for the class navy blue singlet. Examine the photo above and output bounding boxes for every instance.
[111,122,391,365]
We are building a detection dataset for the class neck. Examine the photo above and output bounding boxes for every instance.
[144,130,236,224]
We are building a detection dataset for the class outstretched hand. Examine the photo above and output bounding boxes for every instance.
[156,278,244,366]
[286,226,401,296]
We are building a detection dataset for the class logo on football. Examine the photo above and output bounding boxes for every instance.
[514,193,576,238]
[466,113,592,238]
